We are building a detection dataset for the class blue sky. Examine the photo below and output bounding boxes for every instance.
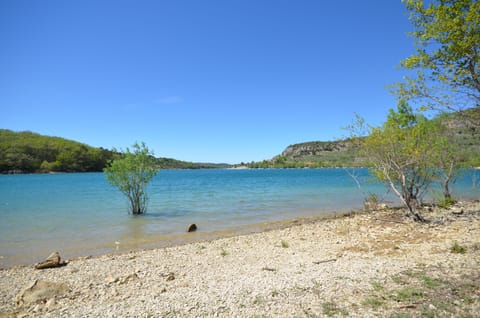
[1,0,415,164]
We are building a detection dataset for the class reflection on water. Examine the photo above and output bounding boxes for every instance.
[142,209,197,218]
[123,217,148,243]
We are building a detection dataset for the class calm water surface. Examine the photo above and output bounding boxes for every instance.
[1,169,478,267]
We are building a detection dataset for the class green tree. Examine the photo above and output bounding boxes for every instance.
[428,116,462,203]
[395,0,479,122]
[104,142,159,215]
[358,102,440,222]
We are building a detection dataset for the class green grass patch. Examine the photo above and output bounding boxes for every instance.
[361,297,384,309]
[371,281,385,291]
[220,247,229,257]
[253,295,266,305]
[392,274,408,285]
[390,313,411,318]
[321,302,349,317]
[434,193,456,209]
[420,307,435,318]
[359,269,479,317]
[420,275,443,289]
[392,287,424,302]
[451,241,467,254]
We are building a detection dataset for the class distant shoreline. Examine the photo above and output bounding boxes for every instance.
[3,165,480,175]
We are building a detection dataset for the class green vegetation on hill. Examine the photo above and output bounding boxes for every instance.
[155,158,230,170]
[0,129,229,173]
[247,108,480,169]
[247,140,363,168]
[2,108,478,173]
[0,130,115,173]
[437,108,480,167]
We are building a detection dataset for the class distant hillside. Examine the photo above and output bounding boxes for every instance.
[248,108,480,168]
[247,140,364,168]
[156,158,230,170]
[436,107,480,167]
[0,130,114,173]
[0,129,229,173]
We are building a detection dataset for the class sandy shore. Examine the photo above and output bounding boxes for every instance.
[1,202,479,317]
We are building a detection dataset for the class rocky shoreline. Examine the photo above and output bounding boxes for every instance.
[1,201,479,317]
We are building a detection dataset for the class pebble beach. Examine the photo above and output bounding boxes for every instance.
[1,201,479,317]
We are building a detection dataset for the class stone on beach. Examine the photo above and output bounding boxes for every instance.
[15,279,69,309]
[34,252,65,269]
[166,272,175,281]
[187,223,197,232]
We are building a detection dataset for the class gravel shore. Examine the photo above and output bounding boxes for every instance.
[1,201,479,317]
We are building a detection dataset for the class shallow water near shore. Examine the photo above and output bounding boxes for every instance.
[1,168,479,267]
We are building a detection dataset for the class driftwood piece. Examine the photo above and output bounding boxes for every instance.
[313,258,337,265]
[34,252,65,269]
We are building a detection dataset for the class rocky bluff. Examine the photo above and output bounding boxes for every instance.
[280,141,352,159]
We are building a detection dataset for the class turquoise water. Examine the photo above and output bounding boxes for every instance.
[1,168,479,267]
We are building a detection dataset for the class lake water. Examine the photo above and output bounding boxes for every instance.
[1,168,479,267]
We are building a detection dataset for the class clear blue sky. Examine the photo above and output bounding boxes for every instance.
[1,0,415,164]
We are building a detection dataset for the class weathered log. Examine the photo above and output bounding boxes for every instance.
[34,252,65,269]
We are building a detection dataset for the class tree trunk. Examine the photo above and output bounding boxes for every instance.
[409,209,426,222]
[128,190,144,215]
[443,174,453,201]
[443,186,452,201]
[386,176,426,222]
[405,199,426,223]
[132,196,143,215]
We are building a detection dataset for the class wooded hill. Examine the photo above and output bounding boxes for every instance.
[2,108,478,173]
[0,130,229,173]
[248,108,480,168]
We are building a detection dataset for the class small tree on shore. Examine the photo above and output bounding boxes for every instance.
[355,102,440,222]
[428,116,461,204]
[104,142,159,215]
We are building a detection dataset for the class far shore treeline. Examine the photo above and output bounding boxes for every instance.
[0,129,228,174]
[1,109,479,174]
